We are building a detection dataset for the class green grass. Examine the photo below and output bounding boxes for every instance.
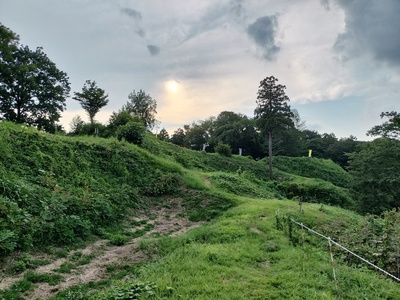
[1,122,399,299]
[112,198,399,299]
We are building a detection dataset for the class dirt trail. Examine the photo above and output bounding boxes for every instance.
[0,204,203,300]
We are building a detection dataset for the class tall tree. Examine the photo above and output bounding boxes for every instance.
[123,89,157,129]
[73,80,108,124]
[254,76,294,179]
[0,23,70,132]
[367,111,400,139]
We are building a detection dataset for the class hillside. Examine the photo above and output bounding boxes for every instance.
[0,122,399,299]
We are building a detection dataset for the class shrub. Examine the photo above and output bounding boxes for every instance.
[215,143,232,157]
[116,122,145,145]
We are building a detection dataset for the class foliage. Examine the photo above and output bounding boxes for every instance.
[170,128,185,146]
[124,89,157,130]
[108,110,135,131]
[208,173,275,199]
[210,111,259,157]
[135,199,400,299]
[0,122,185,253]
[69,115,85,134]
[0,23,70,133]
[157,128,169,141]
[254,76,294,179]
[116,121,146,145]
[273,156,351,188]
[183,119,214,150]
[73,80,109,124]
[215,142,232,157]
[69,121,109,137]
[277,206,400,280]
[92,281,159,299]
[348,138,400,214]
[367,111,400,139]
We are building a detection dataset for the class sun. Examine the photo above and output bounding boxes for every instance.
[165,80,179,93]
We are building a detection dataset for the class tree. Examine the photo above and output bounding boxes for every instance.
[170,128,186,146]
[326,136,363,167]
[0,23,70,132]
[158,128,170,141]
[116,121,146,145]
[367,111,400,139]
[183,118,215,150]
[108,110,135,132]
[123,90,157,129]
[73,80,108,124]
[348,138,400,214]
[69,115,85,134]
[254,76,294,179]
[210,111,259,157]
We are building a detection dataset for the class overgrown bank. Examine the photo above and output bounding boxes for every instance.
[2,122,399,299]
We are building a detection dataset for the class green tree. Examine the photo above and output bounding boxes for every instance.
[116,121,146,145]
[367,111,400,139]
[69,115,85,134]
[215,142,232,157]
[124,90,157,129]
[170,128,186,146]
[210,111,259,157]
[158,128,170,141]
[254,76,294,179]
[348,138,400,214]
[108,110,135,133]
[326,136,363,167]
[0,23,70,132]
[73,80,109,124]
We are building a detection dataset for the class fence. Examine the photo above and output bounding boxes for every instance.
[288,217,400,284]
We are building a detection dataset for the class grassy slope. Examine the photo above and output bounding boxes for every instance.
[0,123,399,299]
[136,200,399,299]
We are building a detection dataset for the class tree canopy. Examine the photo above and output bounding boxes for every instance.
[367,111,400,139]
[348,138,400,214]
[0,23,70,132]
[123,90,157,130]
[73,80,109,124]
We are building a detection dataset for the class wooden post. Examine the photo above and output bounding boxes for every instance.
[299,196,303,213]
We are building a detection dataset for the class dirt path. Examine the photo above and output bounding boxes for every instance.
[0,203,203,300]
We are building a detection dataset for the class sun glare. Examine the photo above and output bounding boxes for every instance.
[165,80,179,93]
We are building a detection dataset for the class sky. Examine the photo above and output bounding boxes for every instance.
[1,0,399,140]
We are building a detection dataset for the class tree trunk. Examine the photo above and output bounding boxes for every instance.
[268,131,273,180]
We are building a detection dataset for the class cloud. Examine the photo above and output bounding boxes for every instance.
[247,15,280,60]
[121,7,145,37]
[147,45,160,56]
[320,0,330,10]
[332,0,400,66]
[181,0,246,43]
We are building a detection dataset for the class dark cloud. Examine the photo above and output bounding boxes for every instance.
[121,7,145,37]
[320,0,330,10]
[147,45,160,56]
[182,0,246,43]
[332,0,400,66]
[247,15,280,60]
[121,8,142,20]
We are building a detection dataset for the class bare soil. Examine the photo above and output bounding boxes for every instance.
[0,201,203,300]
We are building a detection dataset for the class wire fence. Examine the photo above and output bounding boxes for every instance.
[289,218,400,283]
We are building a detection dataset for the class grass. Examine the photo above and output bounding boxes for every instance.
[1,123,400,299]
[119,198,400,299]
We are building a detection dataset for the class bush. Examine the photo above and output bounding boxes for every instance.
[116,122,145,145]
[215,143,232,157]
